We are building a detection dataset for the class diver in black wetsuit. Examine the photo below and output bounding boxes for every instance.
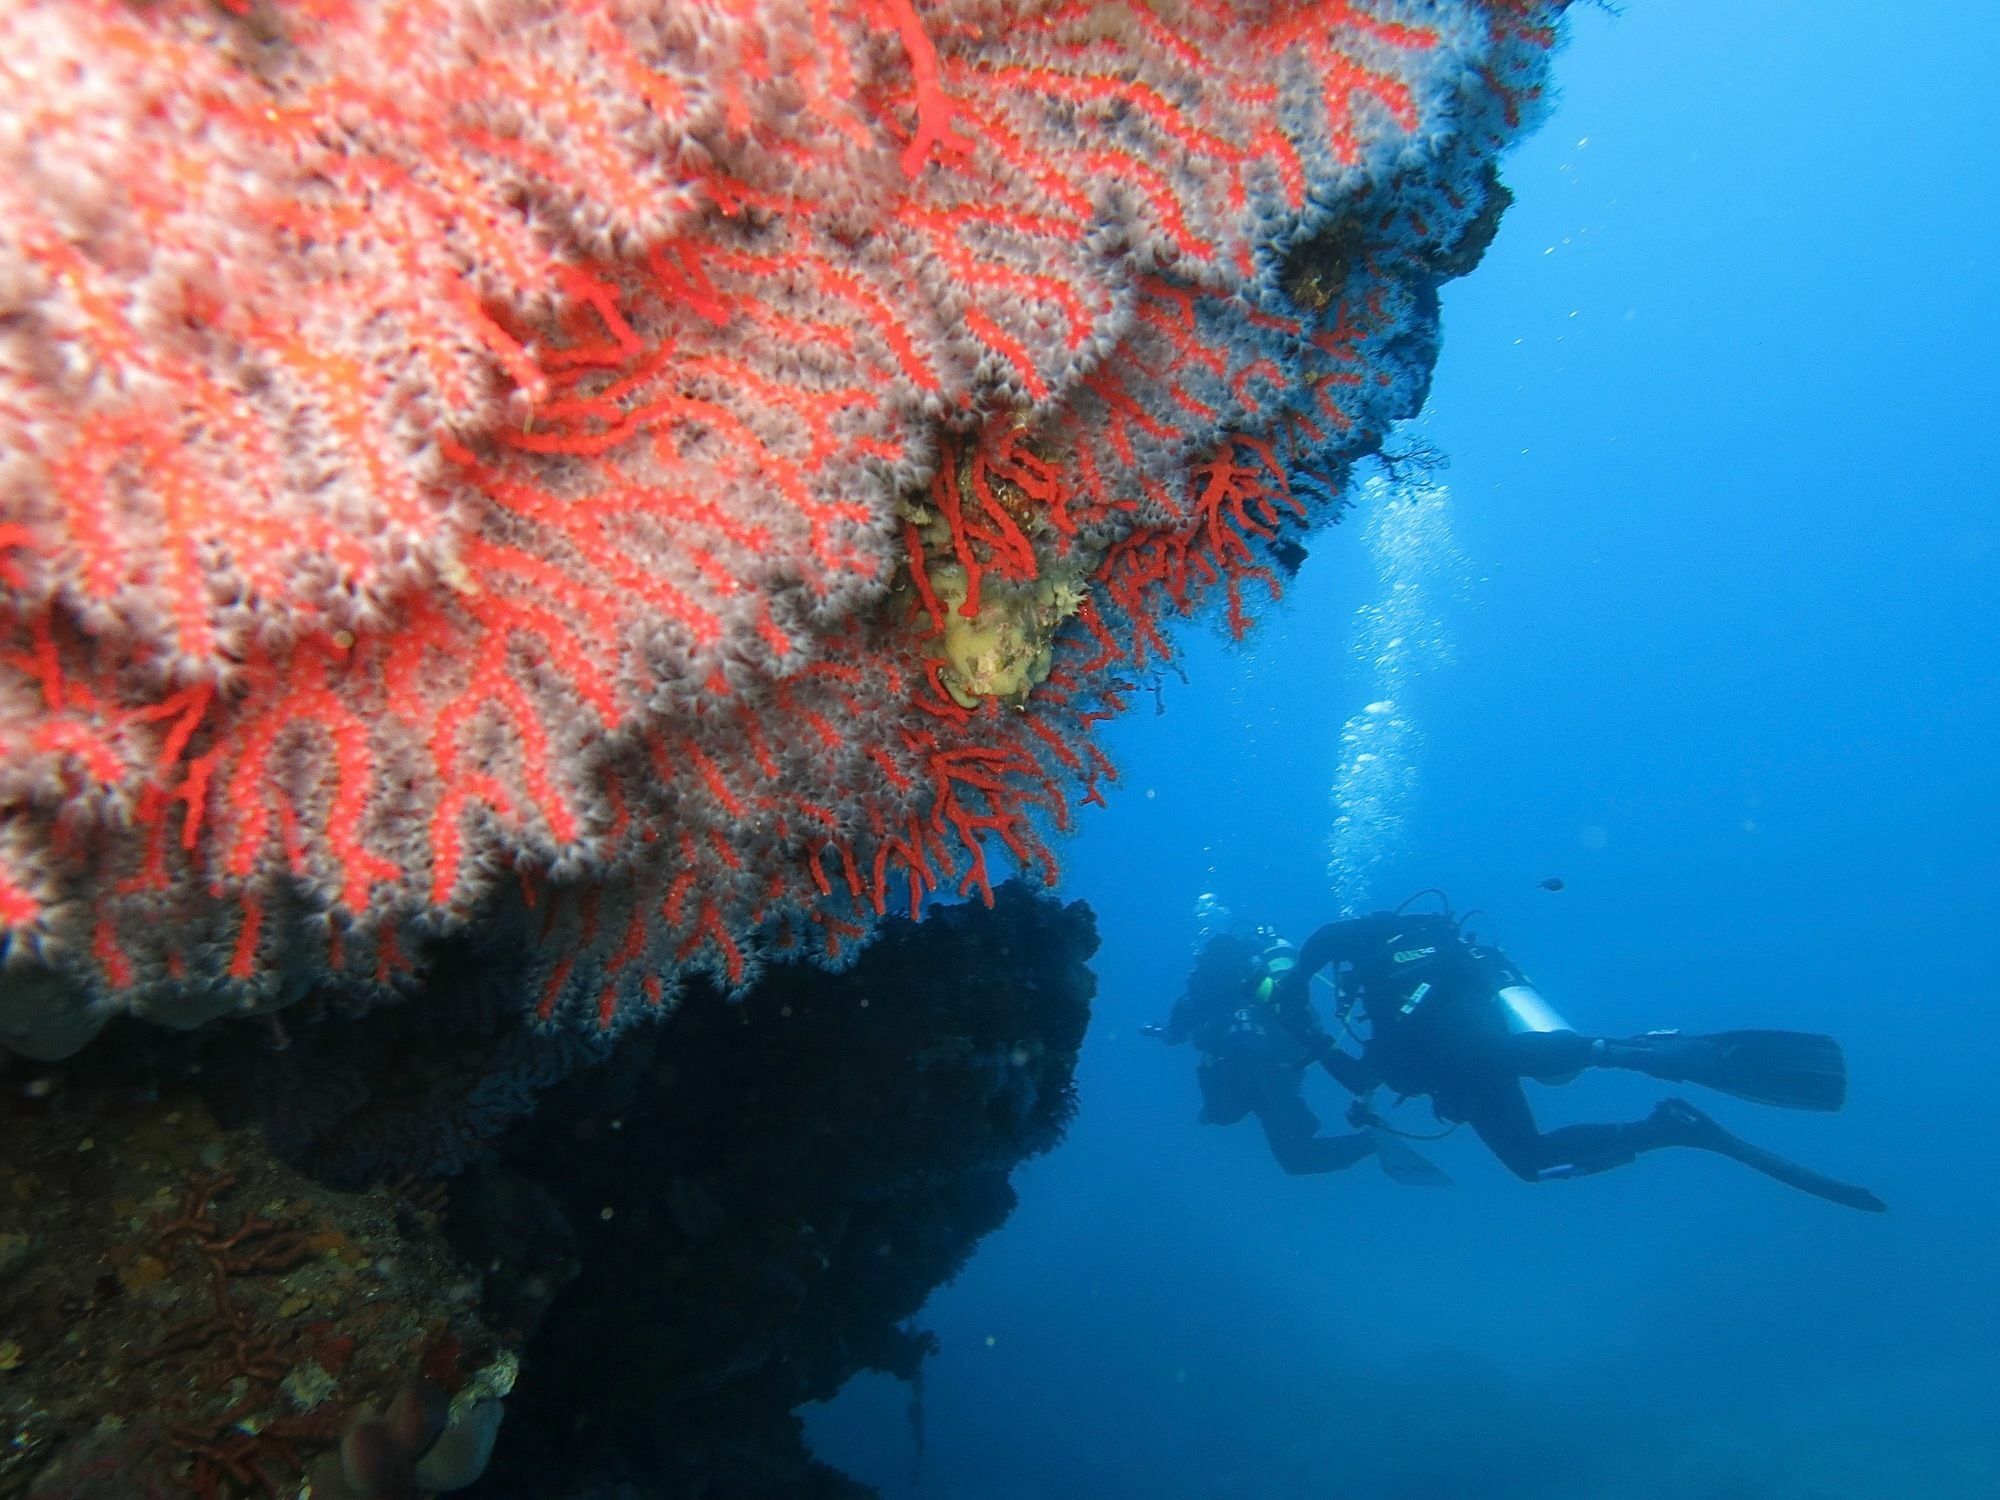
[1265,896,1885,1211]
[1143,932,1378,1177]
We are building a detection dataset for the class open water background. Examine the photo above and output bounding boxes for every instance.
[809,4,2000,1495]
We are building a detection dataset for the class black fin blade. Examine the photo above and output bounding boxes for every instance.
[1366,1127,1453,1187]
[1709,1129,1886,1212]
[1689,1029,1850,1112]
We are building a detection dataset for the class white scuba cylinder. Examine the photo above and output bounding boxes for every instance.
[1494,980,1587,1085]
[1497,983,1571,1036]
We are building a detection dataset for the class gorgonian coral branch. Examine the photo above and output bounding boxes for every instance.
[0,0,1562,1057]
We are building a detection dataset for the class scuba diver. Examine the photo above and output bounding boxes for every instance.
[1143,931,1444,1183]
[1263,892,1885,1212]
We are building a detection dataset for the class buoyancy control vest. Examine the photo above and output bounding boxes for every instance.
[1339,914,1576,1093]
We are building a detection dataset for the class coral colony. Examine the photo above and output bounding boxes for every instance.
[0,0,1563,1057]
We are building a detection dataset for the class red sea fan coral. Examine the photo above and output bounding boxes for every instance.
[0,0,1563,1056]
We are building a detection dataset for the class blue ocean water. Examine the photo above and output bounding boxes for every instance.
[809,4,2000,1496]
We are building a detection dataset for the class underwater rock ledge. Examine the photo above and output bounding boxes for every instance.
[0,883,1095,1500]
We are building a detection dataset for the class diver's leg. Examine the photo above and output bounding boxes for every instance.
[1260,1124,1377,1176]
[1251,1076,1374,1176]
[1587,1032,1849,1112]
[1588,1033,1723,1083]
[1528,1112,1690,1179]
[1196,1055,1253,1127]
[1452,1053,1882,1204]
[1490,1024,1850,1112]
[1455,1073,1684,1181]
[1638,1099,1886,1211]
[1492,1024,1846,1112]
[1491,1029,1594,1084]
[1454,1076,1559,1180]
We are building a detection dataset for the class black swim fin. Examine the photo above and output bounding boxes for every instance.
[1365,1126,1453,1187]
[1603,1029,1849,1112]
[1658,1099,1885,1213]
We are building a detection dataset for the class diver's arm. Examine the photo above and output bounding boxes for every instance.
[1144,991,1198,1045]
[1274,978,1378,1095]
[1278,1010,1377,1096]
[1273,914,1388,1030]
[1288,913,1396,987]
[1275,916,1393,1092]
[1318,1045,1377,1095]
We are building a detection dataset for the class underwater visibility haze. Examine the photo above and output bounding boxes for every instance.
[808,4,2000,1498]
[0,3,1993,1499]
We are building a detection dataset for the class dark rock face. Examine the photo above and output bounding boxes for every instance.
[0,1094,511,1500]
[464,882,1097,1499]
[0,883,1095,1500]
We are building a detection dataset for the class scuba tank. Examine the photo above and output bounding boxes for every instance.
[1496,982,1571,1036]
[1227,933,1299,1037]
[1384,891,1582,1074]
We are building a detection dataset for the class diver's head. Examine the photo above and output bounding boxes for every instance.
[1251,934,1299,1003]
[1190,932,1258,989]
[1257,938,1298,977]
[1197,931,1258,964]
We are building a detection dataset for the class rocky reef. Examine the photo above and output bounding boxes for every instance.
[1,883,1095,1499]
